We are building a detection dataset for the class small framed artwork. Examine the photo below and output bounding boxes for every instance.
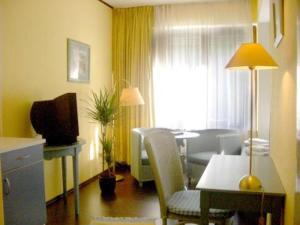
[272,0,284,48]
[67,39,90,83]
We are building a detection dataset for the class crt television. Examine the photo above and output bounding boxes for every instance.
[30,93,79,146]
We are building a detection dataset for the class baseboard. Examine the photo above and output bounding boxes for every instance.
[46,173,100,206]
[46,166,131,206]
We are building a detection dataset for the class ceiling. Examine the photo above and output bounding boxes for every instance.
[102,0,217,8]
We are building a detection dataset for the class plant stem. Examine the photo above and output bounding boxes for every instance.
[101,125,105,173]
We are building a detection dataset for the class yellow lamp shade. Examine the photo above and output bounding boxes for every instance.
[225,43,278,70]
[120,87,145,106]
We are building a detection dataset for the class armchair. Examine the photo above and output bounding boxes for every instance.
[186,129,242,181]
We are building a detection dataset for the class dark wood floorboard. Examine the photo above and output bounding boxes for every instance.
[46,171,159,225]
[46,170,259,225]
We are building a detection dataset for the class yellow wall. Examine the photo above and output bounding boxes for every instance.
[257,22,272,139]
[0,1,3,136]
[1,0,112,200]
[295,2,300,224]
[0,2,4,224]
[262,0,298,224]
[251,0,258,22]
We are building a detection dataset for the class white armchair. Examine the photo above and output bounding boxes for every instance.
[131,128,153,187]
[186,129,242,181]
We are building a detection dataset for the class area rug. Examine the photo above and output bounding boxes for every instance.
[90,217,213,225]
[90,217,160,225]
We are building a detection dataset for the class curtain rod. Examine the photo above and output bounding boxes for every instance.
[98,0,113,9]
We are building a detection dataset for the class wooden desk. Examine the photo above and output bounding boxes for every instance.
[196,155,285,225]
[0,160,4,225]
[44,139,85,215]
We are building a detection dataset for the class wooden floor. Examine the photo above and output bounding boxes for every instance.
[46,170,259,225]
[46,171,160,225]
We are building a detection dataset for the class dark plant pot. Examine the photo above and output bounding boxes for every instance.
[99,173,116,196]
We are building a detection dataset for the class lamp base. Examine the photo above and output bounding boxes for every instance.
[239,174,262,190]
[116,174,125,182]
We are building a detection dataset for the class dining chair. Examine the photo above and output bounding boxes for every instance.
[144,130,234,225]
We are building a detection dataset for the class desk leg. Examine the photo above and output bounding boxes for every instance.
[73,150,80,216]
[271,198,283,225]
[200,191,209,225]
[62,156,67,201]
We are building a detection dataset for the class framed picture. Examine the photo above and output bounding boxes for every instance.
[67,39,90,83]
[272,0,284,48]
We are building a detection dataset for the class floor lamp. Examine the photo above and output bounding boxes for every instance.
[225,43,278,190]
[115,87,145,181]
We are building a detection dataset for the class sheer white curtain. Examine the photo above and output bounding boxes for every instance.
[153,1,252,131]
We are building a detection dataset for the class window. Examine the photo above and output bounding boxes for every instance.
[153,26,251,130]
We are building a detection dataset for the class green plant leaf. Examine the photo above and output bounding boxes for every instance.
[86,87,119,173]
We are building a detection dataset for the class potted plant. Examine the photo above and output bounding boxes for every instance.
[87,88,118,195]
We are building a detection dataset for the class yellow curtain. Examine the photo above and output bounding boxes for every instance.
[112,6,154,164]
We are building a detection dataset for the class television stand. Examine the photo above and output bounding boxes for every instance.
[43,139,86,216]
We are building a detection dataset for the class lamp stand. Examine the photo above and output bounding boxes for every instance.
[116,174,125,182]
[239,68,262,190]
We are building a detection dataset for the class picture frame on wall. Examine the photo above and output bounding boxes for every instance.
[67,39,90,83]
[273,0,284,48]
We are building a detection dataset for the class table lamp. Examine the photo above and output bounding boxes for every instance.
[225,43,278,190]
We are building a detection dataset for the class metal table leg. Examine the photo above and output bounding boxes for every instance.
[62,156,67,201]
[200,191,209,225]
[73,147,80,215]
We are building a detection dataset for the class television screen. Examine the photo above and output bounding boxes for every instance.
[30,93,79,146]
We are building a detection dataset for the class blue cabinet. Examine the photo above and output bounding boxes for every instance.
[1,144,46,225]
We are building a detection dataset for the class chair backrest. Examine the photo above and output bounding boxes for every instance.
[144,130,185,216]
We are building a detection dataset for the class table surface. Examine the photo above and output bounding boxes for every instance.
[44,138,86,152]
[0,137,45,154]
[196,155,285,196]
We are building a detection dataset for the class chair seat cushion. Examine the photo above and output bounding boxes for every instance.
[167,190,233,218]
[187,151,217,165]
[141,150,150,165]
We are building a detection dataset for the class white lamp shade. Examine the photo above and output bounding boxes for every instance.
[120,87,145,106]
[225,43,278,70]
